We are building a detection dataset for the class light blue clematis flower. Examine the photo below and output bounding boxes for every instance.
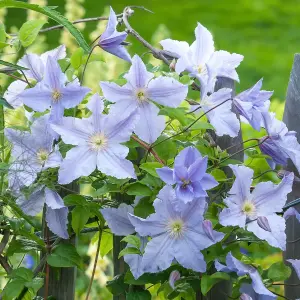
[100,54,188,144]
[233,79,273,131]
[219,165,294,250]
[98,7,131,62]
[17,186,69,239]
[5,114,62,192]
[215,252,276,299]
[156,146,218,204]
[160,23,243,86]
[18,56,90,125]
[128,185,224,274]
[52,94,138,184]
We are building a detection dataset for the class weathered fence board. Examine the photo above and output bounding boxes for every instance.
[283,53,300,298]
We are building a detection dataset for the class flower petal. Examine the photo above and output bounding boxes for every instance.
[174,146,202,169]
[147,76,188,107]
[219,204,246,228]
[60,82,90,109]
[4,80,27,108]
[40,45,66,65]
[160,39,190,58]
[188,156,208,182]
[46,206,69,239]
[18,53,44,82]
[124,55,154,88]
[101,204,135,236]
[44,188,65,209]
[287,259,300,280]
[100,81,133,103]
[175,185,194,203]
[58,145,97,184]
[156,167,175,185]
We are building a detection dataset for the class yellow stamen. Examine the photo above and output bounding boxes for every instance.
[242,200,256,217]
[89,133,108,151]
[168,219,185,239]
[52,89,61,102]
[37,149,49,163]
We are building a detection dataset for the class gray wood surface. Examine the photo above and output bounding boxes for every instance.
[283,53,300,299]
[200,77,243,300]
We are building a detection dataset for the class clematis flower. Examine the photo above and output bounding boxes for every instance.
[5,114,62,191]
[287,259,300,279]
[156,146,218,203]
[219,165,293,250]
[101,203,147,279]
[284,207,300,222]
[191,86,240,137]
[128,185,224,274]
[259,112,300,173]
[4,80,28,109]
[233,79,273,131]
[160,23,243,86]
[18,45,66,82]
[100,54,188,144]
[215,252,276,299]
[169,270,181,289]
[98,7,131,62]
[17,186,69,239]
[240,284,275,300]
[51,93,138,184]
[18,56,90,125]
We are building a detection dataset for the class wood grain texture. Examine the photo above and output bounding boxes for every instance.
[283,54,300,299]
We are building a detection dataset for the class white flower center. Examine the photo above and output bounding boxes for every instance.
[167,219,185,239]
[242,200,256,217]
[52,89,62,102]
[135,88,148,103]
[37,149,49,163]
[89,133,108,151]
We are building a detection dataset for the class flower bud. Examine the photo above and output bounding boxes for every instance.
[257,216,271,232]
[169,270,180,289]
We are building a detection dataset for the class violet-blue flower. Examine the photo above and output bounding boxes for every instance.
[17,186,69,239]
[233,79,273,131]
[215,252,276,298]
[18,45,66,82]
[5,114,62,190]
[160,23,243,85]
[100,54,188,143]
[284,207,300,223]
[287,259,300,280]
[156,146,218,203]
[128,185,224,274]
[219,165,293,250]
[259,112,300,173]
[18,56,90,125]
[51,93,138,184]
[98,7,131,62]
[191,86,240,137]
[240,284,277,300]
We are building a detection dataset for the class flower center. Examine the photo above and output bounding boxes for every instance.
[197,64,204,73]
[52,89,62,102]
[89,133,108,151]
[37,149,49,163]
[181,178,190,188]
[168,219,185,239]
[135,88,147,102]
[242,200,256,217]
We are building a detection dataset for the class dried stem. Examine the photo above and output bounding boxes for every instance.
[131,135,165,165]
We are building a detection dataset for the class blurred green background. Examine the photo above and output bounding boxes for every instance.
[0,0,295,298]
[3,0,300,99]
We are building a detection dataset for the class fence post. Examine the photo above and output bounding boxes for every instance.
[200,77,243,300]
[283,53,300,298]
[38,182,78,300]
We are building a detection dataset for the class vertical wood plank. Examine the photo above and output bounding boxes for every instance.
[202,77,243,300]
[283,53,300,299]
[38,182,78,300]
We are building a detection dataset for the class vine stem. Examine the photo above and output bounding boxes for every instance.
[131,135,165,165]
[0,104,4,195]
[85,223,102,300]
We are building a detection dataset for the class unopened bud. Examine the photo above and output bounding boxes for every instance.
[169,59,176,71]
[257,216,271,232]
[202,220,215,242]
[169,270,180,289]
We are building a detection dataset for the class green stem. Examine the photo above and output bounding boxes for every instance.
[0,105,5,195]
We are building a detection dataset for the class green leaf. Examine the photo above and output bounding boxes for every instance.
[210,169,227,181]
[179,75,194,85]
[63,194,88,206]
[10,267,33,282]
[24,277,44,293]
[134,197,155,218]
[0,22,6,43]
[0,97,14,109]
[268,262,291,282]
[140,162,163,178]
[19,19,47,47]
[140,174,162,188]
[126,182,152,197]
[201,272,230,296]
[2,279,25,300]
[160,107,190,126]
[70,47,84,69]
[126,290,151,300]
[0,60,29,71]
[71,205,90,235]
[121,235,141,249]
[106,274,129,296]
[118,247,141,259]
[0,1,90,53]
[6,239,42,256]
[124,270,166,286]
[154,136,177,161]
[100,230,113,257]
[47,243,82,268]
[189,121,214,130]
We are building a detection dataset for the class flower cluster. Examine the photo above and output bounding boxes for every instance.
[3,6,300,299]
